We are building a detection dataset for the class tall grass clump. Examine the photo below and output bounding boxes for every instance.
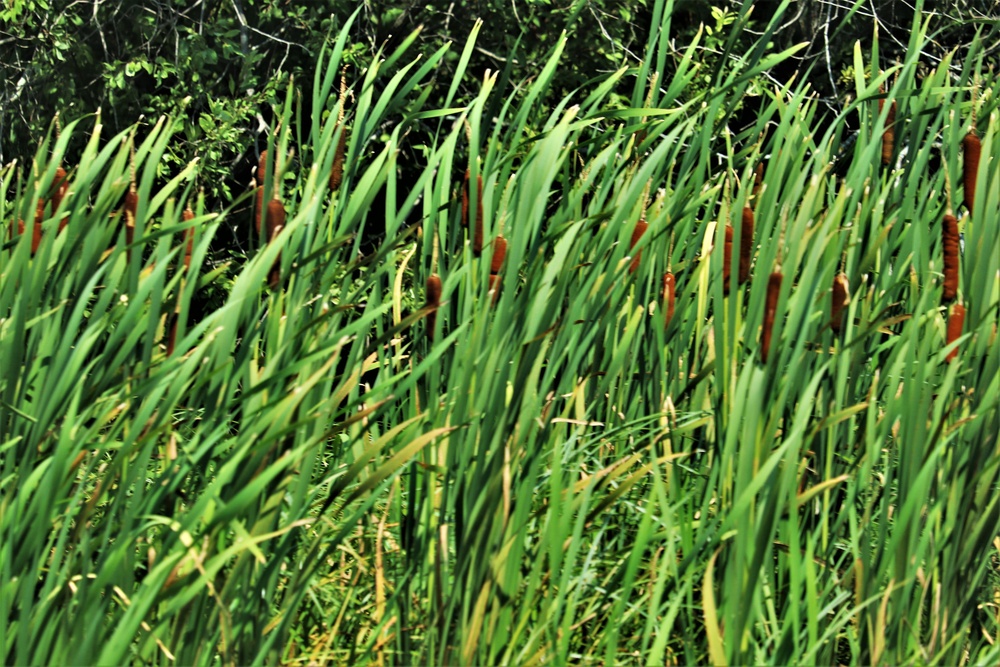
[2,2,998,665]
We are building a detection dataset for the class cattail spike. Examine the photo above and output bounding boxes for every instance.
[946,303,965,363]
[182,206,195,269]
[266,197,285,242]
[629,218,649,274]
[722,224,734,293]
[426,274,442,341]
[880,99,896,166]
[761,270,783,363]
[490,235,507,274]
[662,271,675,328]
[831,273,850,334]
[941,213,959,303]
[257,150,268,183]
[739,207,754,285]
[123,189,138,248]
[330,122,348,191]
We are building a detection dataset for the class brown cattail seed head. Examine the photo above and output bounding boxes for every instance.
[739,208,754,285]
[946,303,965,362]
[722,224,734,293]
[629,218,649,274]
[426,274,442,341]
[941,214,959,303]
[761,270,783,363]
[880,99,896,166]
[123,189,138,247]
[257,150,268,181]
[330,124,347,191]
[662,271,675,328]
[962,130,980,215]
[491,235,507,274]
[426,274,442,305]
[182,206,195,269]
[831,273,849,334]
[266,197,285,242]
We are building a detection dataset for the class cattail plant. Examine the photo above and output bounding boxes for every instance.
[123,188,138,247]
[946,302,965,362]
[739,207,753,285]
[662,271,675,328]
[266,197,285,290]
[463,168,484,256]
[629,218,648,274]
[761,268,782,363]
[880,98,896,166]
[721,224,734,293]
[426,274,442,341]
[52,166,69,231]
[831,272,849,334]
[124,139,138,248]
[941,213,959,303]
[182,206,195,270]
[489,235,507,304]
[330,75,349,192]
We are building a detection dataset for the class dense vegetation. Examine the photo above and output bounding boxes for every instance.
[2,0,999,664]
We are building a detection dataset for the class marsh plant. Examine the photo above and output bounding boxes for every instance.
[2,1,998,664]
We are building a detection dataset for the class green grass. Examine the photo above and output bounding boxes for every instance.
[2,1,999,665]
